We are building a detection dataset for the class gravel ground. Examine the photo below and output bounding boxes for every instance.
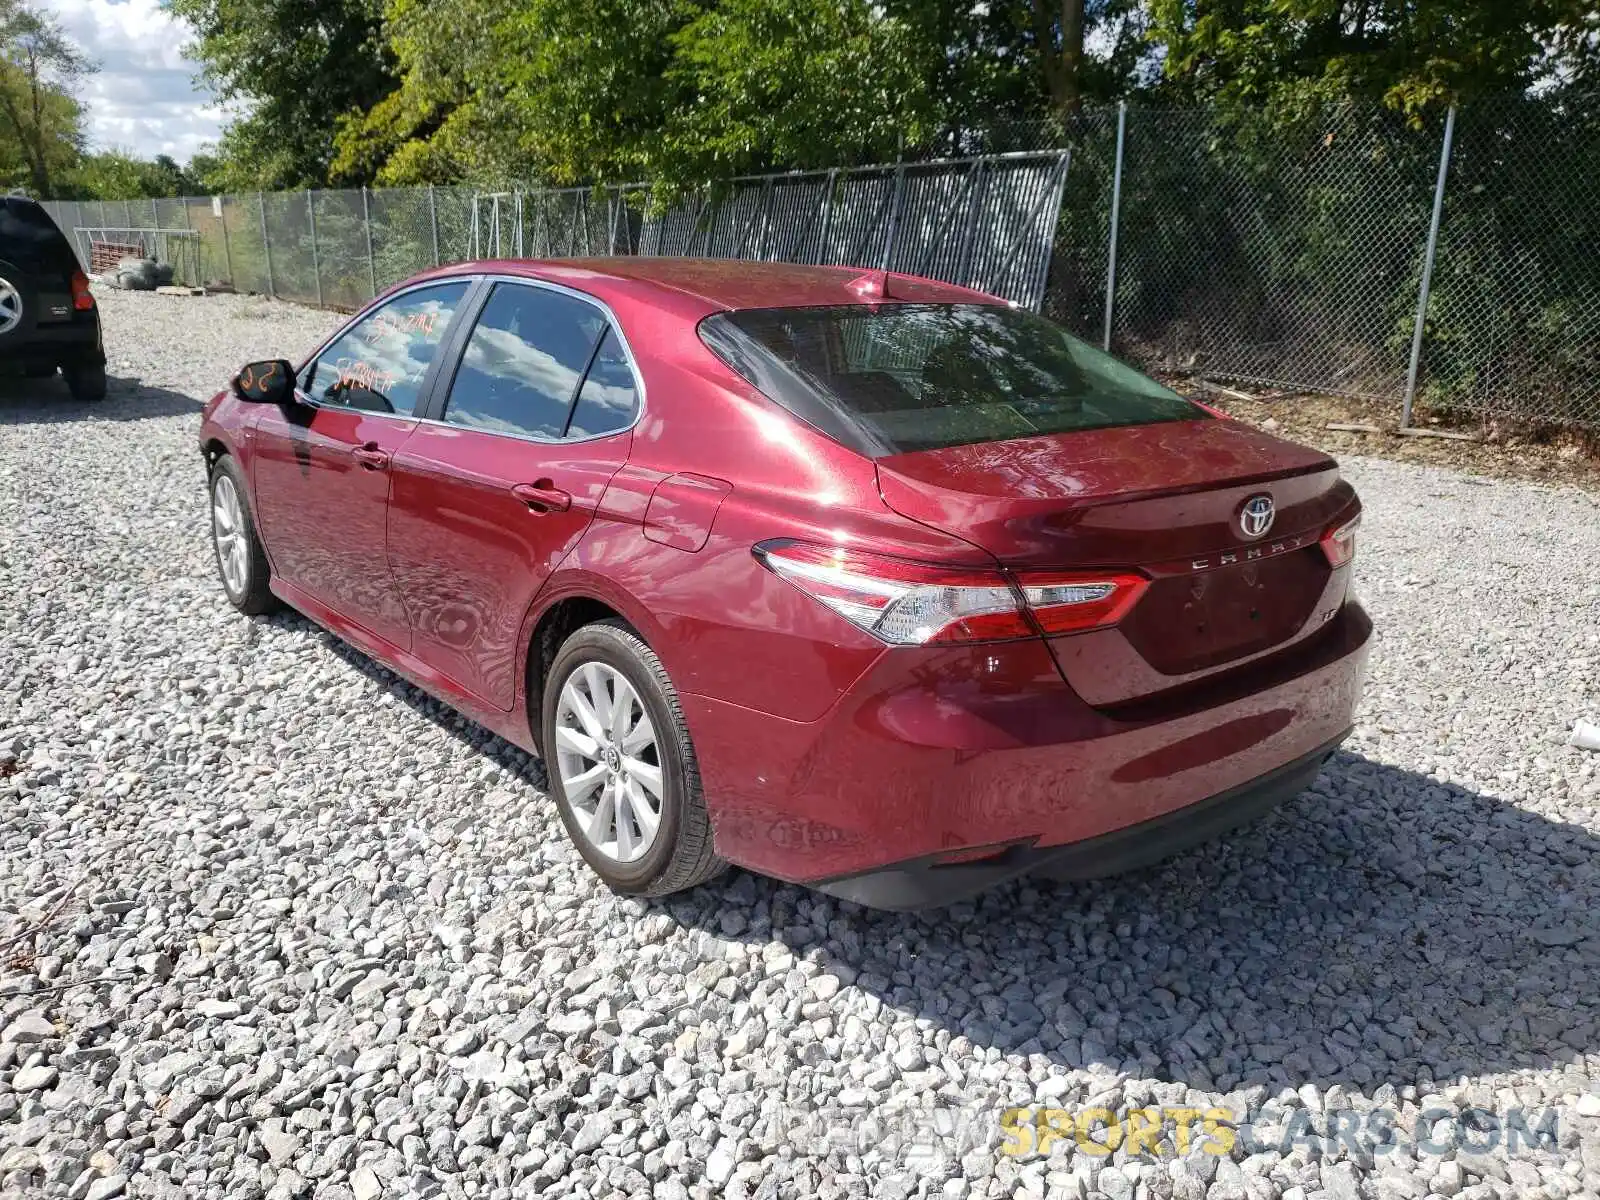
[3,286,1600,1200]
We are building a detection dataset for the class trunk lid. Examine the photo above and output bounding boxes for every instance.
[875,417,1356,704]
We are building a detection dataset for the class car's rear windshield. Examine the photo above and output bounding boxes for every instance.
[700,303,1203,455]
[0,198,77,275]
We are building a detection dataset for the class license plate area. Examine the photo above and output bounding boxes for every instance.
[1120,548,1331,675]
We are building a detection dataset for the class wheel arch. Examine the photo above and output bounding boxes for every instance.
[519,570,668,754]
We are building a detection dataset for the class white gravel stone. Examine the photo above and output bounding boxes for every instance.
[1,287,1598,1200]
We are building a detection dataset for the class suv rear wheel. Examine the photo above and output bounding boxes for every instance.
[63,362,106,401]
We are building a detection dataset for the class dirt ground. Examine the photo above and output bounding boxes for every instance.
[1168,380,1600,491]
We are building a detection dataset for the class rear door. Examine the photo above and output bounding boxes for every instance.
[386,279,641,710]
[250,278,474,649]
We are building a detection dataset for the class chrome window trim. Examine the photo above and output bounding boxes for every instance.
[427,274,647,447]
[294,276,477,422]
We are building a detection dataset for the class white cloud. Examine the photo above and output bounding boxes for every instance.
[37,0,226,161]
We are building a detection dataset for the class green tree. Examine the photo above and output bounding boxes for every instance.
[165,0,396,187]
[64,149,209,198]
[1148,0,1600,115]
[0,0,92,196]
[330,0,517,185]
[656,0,944,178]
[334,0,1153,188]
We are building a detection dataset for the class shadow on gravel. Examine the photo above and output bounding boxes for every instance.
[241,604,1599,1099]
[0,373,201,424]
[677,750,1599,1099]
[265,611,549,793]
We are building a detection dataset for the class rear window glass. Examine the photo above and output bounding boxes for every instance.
[701,303,1202,454]
[0,199,76,275]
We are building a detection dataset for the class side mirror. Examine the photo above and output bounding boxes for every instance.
[232,359,295,405]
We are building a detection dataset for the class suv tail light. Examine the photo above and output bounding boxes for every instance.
[753,541,1147,646]
[1320,513,1360,568]
[70,270,94,311]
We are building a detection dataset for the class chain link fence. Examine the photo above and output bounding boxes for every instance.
[41,150,1069,316]
[39,92,1600,430]
[1041,91,1600,430]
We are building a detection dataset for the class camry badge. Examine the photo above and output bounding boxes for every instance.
[1238,494,1276,539]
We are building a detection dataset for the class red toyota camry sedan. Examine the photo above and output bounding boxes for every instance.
[199,259,1369,910]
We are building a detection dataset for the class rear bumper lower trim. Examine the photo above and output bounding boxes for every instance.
[810,728,1350,911]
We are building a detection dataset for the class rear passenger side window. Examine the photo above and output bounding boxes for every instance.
[444,284,605,438]
[568,328,639,438]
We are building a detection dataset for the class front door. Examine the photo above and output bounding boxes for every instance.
[250,279,472,649]
[387,281,641,709]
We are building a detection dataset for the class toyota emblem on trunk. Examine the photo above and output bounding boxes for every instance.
[1238,494,1276,539]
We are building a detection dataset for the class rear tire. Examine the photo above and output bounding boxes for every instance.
[208,455,278,615]
[64,362,106,401]
[543,620,725,898]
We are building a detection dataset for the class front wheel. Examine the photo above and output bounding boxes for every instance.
[209,456,278,615]
[543,621,725,898]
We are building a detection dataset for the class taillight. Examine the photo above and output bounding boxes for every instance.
[753,541,1146,646]
[70,270,93,311]
[1320,513,1360,568]
[1017,571,1149,634]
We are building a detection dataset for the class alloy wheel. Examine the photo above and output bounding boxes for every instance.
[211,473,249,597]
[554,661,664,864]
[0,276,21,336]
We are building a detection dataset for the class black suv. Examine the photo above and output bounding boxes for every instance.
[0,196,106,400]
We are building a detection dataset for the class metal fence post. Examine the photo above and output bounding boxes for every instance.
[702,190,721,257]
[1026,151,1073,312]
[307,190,324,308]
[259,192,275,298]
[879,163,907,270]
[955,158,987,285]
[428,185,441,266]
[1402,105,1456,430]
[756,177,776,260]
[815,168,838,264]
[178,194,195,286]
[1102,101,1128,351]
[362,187,378,300]
[220,195,234,288]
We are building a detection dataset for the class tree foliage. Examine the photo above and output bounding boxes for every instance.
[64,150,212,199]
[165,0,396,188]
[0,0,91,196]
[166,0,1600,188]
[1147,0,1600,115]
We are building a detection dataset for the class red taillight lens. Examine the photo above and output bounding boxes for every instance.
[1320,513,1360,568]
[70,270,93,311]
[754,542,1146,646]
[1016,570,1149,634]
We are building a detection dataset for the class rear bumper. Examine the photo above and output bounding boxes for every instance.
[811,731,1346,909]
[684,601,1371,904]
[0,315,103,370]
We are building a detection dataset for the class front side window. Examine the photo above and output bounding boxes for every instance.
[305,281,469,416]
[443,283,636,440]
[701,303,1204,455]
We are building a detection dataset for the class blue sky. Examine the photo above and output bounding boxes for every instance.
[40,0,225,161]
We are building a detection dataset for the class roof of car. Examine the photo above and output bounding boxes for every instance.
[417,257,1003,316]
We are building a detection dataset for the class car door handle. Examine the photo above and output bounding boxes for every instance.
[510,481,572,513]
[352,444,390,470]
